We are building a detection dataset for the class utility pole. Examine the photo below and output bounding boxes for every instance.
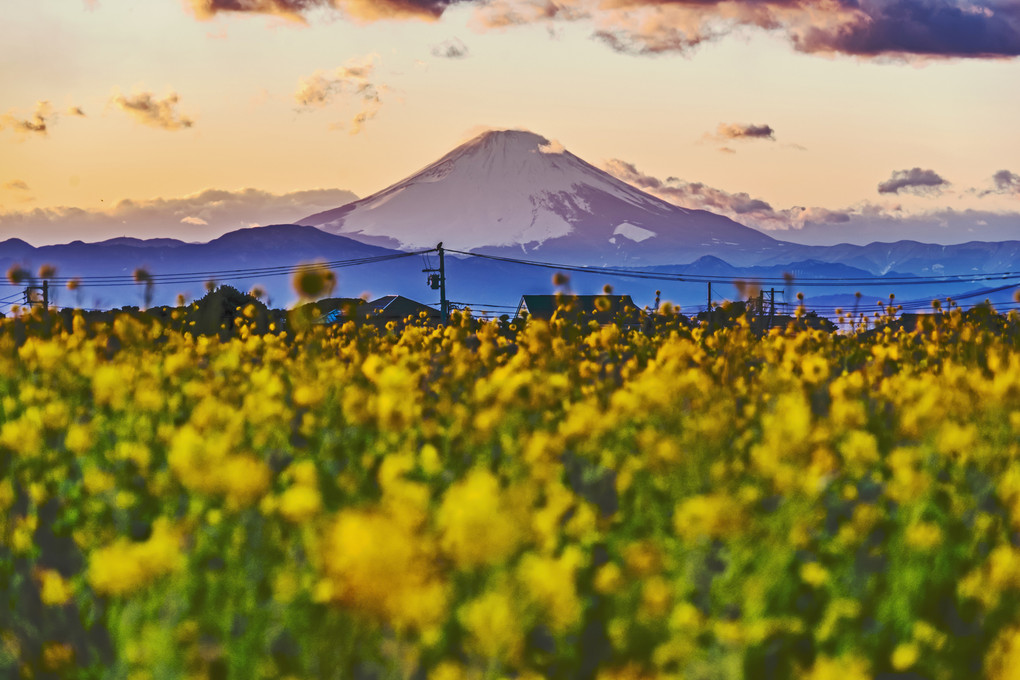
[424,243,448,325]
[707,281,712,325]
[758,289,765,332]
[768,288,775,330]
[24,280,48,309]
[438,242,447,325]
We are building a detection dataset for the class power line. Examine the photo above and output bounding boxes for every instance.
[446,249,1020,287]
[0,251,431,288]
[448,301,519,310]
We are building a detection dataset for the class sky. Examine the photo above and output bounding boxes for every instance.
[1,0,1019,247]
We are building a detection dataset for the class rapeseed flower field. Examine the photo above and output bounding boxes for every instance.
[4,295,1020,679]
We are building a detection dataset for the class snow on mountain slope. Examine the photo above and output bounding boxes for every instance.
[300,130,775,263]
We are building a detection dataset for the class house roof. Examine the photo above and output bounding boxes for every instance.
[364,295,439,318]
[515,294,642,322]
[321,295,439,323]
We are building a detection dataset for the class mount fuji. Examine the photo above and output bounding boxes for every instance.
[299,129,777,265]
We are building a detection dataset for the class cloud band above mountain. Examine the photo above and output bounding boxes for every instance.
[480,0,1020,58]
[602,157,1020,245]
[189,0,1020,59]
[0,187,358,246]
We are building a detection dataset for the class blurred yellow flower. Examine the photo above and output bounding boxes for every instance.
[437,469,526,568]
[458,587,524,664]
[38,569,73,606]
[517,547,584,632]
[88,520,183,596]
[674,494,744,541]
[891,642,919,671]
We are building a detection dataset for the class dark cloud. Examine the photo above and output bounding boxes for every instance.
[716,123,775,140]
[188,0,465,21]
[431,37,470,58]
[475,0,1020,59]
[4,180,30,191]
[794,0,1020,58]
[878,167,949,195]
[990,169,1020,194]
[112,92,194,130]
[0,187,359,246]
[705,122,776,150]
[0,101,54,137]
[67,106,86,117]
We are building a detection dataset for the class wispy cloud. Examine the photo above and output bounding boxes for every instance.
[604,158,790,223]
[0,101,55,137]
[295,56,376,106]
[111,91,194,130]
[4,180,30,192]
[188,0,463,22]
[979,169,1020,196]
[295,55,385,133]
[0,187,359,246]
[877,167,950,195]
[538,138,566,154]
[431,37,470,58]
[604,157,857,231]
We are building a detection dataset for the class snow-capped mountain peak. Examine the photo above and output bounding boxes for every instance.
[300,129,774,263]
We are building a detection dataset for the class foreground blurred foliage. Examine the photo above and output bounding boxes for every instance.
[3,300,1020,679]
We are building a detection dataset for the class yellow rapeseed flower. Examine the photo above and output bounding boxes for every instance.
[437,469,526,568]
[88,519,183,596]
[516,547,584,632]
[803,654,871,680]
[594,562,623,594]
[891,642,919,671]
[800,562,830,588]
[279,484,322,524]
[38,569,73,606]
[986,626,1020,680]
[319,507,447,632]
[673,494,744,542]
[458,587,525,665]
[905,521,942,551]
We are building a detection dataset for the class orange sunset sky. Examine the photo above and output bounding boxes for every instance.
[2,0,1019,246]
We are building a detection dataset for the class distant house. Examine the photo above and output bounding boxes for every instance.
[514,294,643,327]
[320,295,440,325]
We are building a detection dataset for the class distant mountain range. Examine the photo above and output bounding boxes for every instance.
[0,226,421,311]
[3,129,1019,313]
